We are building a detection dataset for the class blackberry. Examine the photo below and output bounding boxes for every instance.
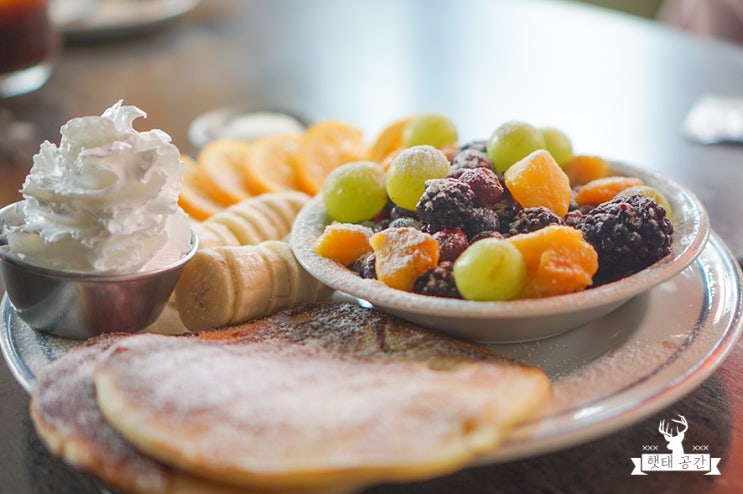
[508,207,564,236]
[455,139,488,155]
[432,228,469,261]
[463,207,500,238]
[449,149,492,173]
[413,261,461,298]
[373,218,391,232]
[389,205,417,220]
[351,252,377,279]
[416,178,476,228]
[490,190,522,234]
[388,217,422,229]
[469,230,505,244]
[578,193,673,284]
[564,209,584,229]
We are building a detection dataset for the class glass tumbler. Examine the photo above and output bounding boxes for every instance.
[0,0,58,98]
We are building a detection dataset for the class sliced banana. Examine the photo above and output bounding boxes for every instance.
[261,240,322,306]
[193,221,241,248]
[196,191,311,249]
[222,246,275,322]
[174,248,236,331]
[175,240,324,332]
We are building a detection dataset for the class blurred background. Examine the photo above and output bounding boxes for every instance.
[578,0,664,18]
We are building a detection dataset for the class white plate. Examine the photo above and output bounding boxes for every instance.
[292,162,710,343]
[2,232,742,462]
[51,0,200,40]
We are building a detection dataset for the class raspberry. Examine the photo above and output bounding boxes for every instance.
[373,202,392,223]
[508,207,564,236]
[449,149,492,173]
[413,261,461,298]
[451,167,504,206]
[416,178,476,228]
[578,193,673,284]
[432,228,469,261]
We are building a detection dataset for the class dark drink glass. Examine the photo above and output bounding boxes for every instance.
[0,0,58,98]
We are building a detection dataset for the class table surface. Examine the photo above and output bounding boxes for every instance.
[2,1,743,493]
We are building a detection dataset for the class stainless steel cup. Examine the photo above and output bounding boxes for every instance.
[0,201,198,339]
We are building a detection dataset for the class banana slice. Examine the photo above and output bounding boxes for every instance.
[261,240,322,306]
[174,249,236,331]
[192,221,241,248]
[175,240,324,332]
[229,203,284,244]
[259,191,312,230]
[196,191,311,249]
[223,246,274,321]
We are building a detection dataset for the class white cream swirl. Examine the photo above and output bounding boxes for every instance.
[6,100,192,274]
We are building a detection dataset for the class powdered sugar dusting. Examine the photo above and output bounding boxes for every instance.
[93,304,550,475]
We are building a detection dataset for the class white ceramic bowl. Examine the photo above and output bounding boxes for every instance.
[291,162,710,343]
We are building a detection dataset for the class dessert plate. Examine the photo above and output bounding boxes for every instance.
[51,0,200,40]
[2,232,742,463]
[292,162,710,343]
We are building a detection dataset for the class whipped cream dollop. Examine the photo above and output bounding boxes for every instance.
[5,100,192,274]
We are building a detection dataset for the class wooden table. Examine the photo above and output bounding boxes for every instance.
[1,1,742,492]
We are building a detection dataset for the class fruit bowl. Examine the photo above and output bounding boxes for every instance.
[291,162,710,343]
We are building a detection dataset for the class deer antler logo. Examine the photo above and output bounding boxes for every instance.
[658,414,688,456]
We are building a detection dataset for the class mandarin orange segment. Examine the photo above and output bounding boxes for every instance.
[314,223,373,266]
[196,139,253,206]
[562,155,611,187]
[503,149,572,216]
[573,176,644,206]
[369,116,412,163]
[243,133,302,194]
[178,154,225,221]
[506,225,598,298]
[369,227,440,292]
[295,120,368,196]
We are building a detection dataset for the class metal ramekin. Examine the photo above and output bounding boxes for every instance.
[0,201,198,339]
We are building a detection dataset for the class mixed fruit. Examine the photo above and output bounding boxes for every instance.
[176,112,674,303]
[314,114,674,301]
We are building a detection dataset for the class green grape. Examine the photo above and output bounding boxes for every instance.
[386,145,450,211]
[540,127,574,166]
[453,238,527,301]
[323,161,387,223]
[617,185,673,220]
[486,121,545,173]
[401,112,458,149]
